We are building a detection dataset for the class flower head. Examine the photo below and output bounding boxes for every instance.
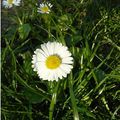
[2,0,21,8]
[32,42,73,81]
[37,2,52,14]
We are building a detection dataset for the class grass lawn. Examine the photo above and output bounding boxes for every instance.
[1,0,120,119]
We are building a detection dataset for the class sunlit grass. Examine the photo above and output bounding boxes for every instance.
[1,0,120,120]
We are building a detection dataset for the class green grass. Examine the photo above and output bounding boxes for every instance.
[1,0,120,120]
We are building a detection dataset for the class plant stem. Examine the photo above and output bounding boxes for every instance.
[69,73,80,120]
[49,81,60,120]
[14,7,22,25]
[49,92,57,120]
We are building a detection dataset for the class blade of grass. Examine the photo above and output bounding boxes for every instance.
[101,97,113,116]
[69,73,80,120]
[49,81,60,120]
[104,36,120,51]
[112,105,120,119]
[4,38,17,71]
[15,72,51,101]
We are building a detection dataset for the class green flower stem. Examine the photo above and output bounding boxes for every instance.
[49,81,60,120]
[14,7,22,25]
[69,73,80,120]
[49,92,57,120]
[42,14,51,38]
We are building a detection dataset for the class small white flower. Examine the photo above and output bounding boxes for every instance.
[37,2,52,14]
[2,0,21,8]
[32,42,73,81]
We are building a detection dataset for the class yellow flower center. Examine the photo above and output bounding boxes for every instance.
[8,0,13,4]
[41,6,49,13]
[46,55,61,69]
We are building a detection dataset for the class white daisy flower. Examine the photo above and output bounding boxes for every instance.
[32,42,73,81]
[2,0,21,8]
[37,2,53,14]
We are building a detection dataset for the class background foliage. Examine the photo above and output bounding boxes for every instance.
[1,0,120,119]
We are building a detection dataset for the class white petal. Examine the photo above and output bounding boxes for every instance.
[13,0,21,6]
[54,42,63,54]
[35,49,48,57]
[41,43,50,56]
[60,64,73,74]
[62,57,73,64]
[2,1,7,6]
[55,68,64,79]
[47,71,55,81]
[34,50,47,62]
[46,42,54,55]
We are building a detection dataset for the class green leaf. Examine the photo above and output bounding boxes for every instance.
[4,26,17,42]
[18,24,31,40]
[94,69,106,82]
[24,88,45,104]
